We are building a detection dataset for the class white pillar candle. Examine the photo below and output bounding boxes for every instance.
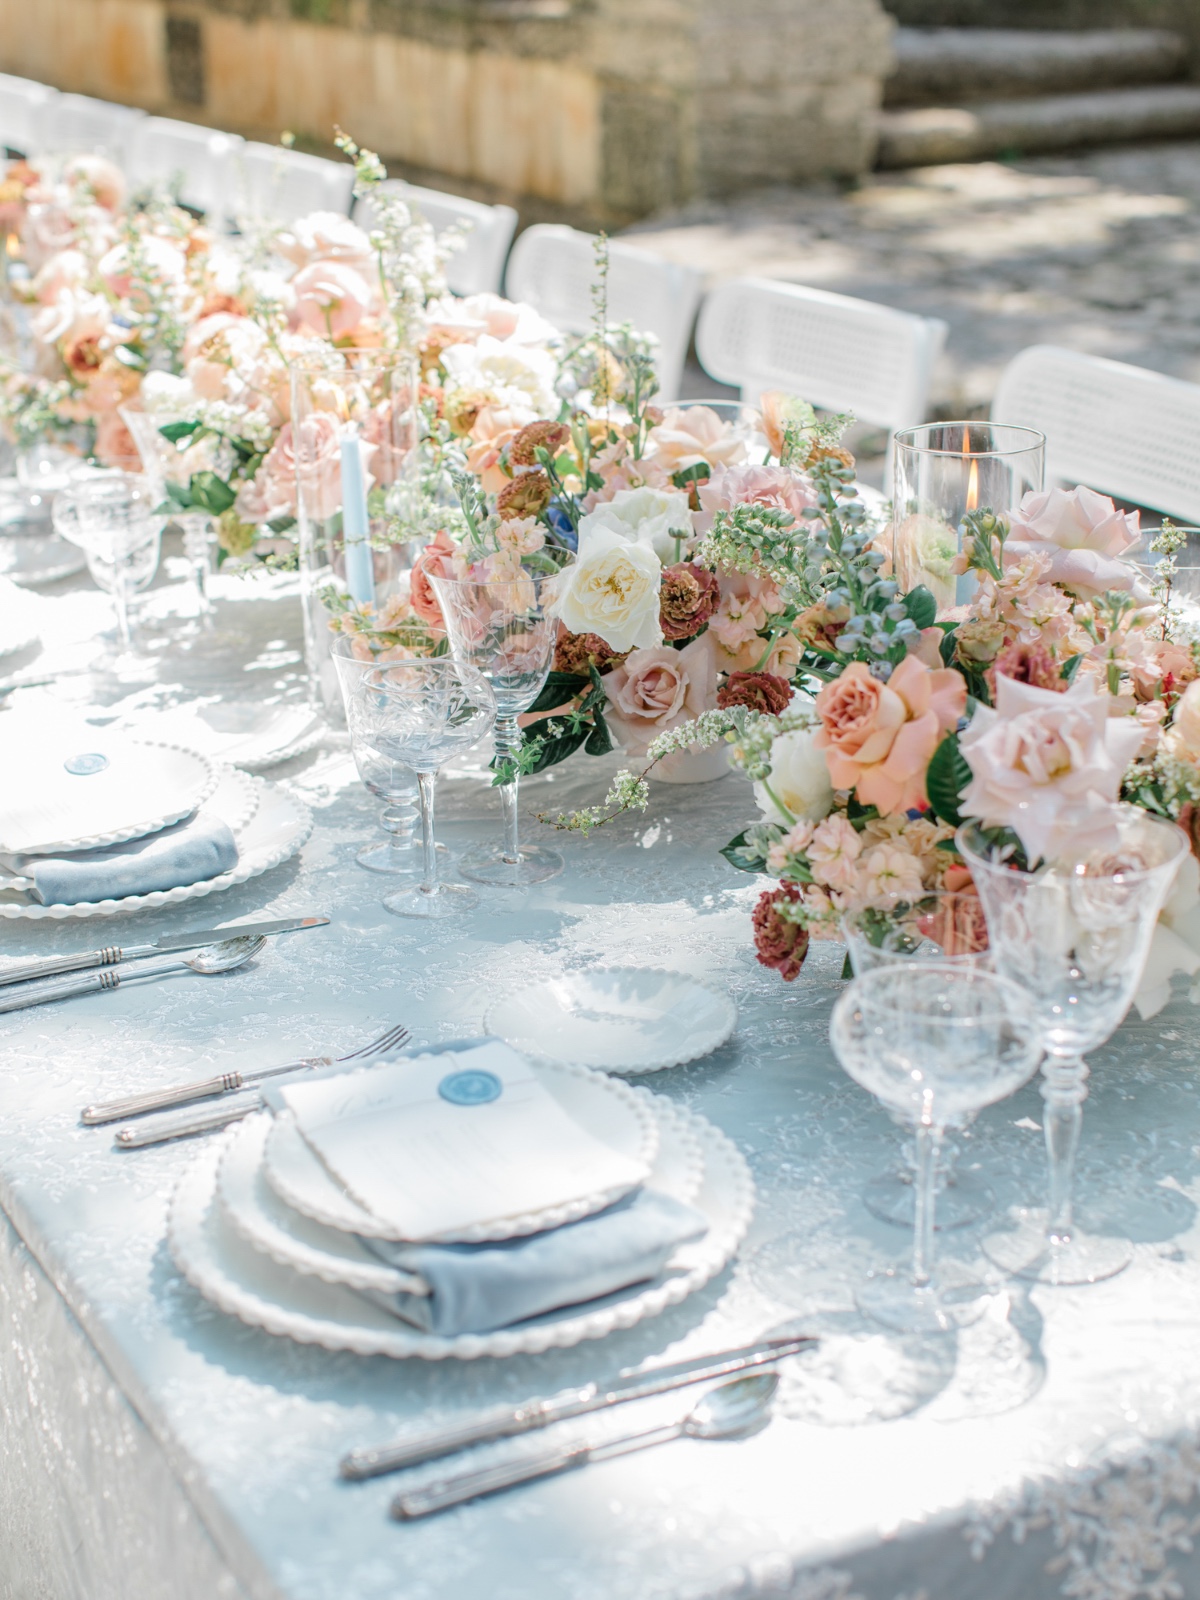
[339,431,376,609]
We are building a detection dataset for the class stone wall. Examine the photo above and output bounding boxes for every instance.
[0,0,895,220]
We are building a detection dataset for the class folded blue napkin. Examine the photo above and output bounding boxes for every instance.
[6,812,238,906]
[358,1187,708,1337]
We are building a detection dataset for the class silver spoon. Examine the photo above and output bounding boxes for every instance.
[392,1372,779,1520]
[0,935,266,1014]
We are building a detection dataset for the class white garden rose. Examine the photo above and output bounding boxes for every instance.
[1165,679,1200,762]
[551,526,663,653]
[754,727,835,826]
[580,486,693,564]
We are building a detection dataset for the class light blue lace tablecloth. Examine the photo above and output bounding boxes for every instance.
[3,567,1200,1600]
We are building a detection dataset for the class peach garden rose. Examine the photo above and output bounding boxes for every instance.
[814,655,966,816]
[602,635,716,758]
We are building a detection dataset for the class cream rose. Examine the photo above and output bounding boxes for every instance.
[1006,485,1145,601]
[602,634,716,758]
[754,726,836,826]
[578,486,693,564]
[551,526,663,653]
[1165,680,1200,762]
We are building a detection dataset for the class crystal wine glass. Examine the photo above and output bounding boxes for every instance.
[958,807,1187,1286]
[843,893,995,1230]
[430,572,563,887]
[52,473,162,654]
[121,406,215,625]
[330,634,423,875]
[349,658,495,918]
[830,963,1042,1334]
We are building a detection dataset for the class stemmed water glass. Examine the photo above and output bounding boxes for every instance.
[121,406,216,626]
[959,808,1187,1285]
[830,963,1042,1333]
[331,634,422,875]
[430,572,563,887]
[52,473,162,655]
[842,893,995,1230]
[348,658,495,918]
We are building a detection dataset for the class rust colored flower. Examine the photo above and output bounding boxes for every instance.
[752,882,810,982]
[497,470,552,521]
[984,639,1065,700]
[659,562,720,641]
[794,600,850,652]
[553,627,628,677]
[509,420,570,468]
[717,671,792,716]
[1175,802,1200,862]
[808,443,855,471]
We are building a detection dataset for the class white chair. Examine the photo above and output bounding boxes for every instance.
[126,117,244,226]
[505,224,704,402]
[355,180,516,297]
[0,75,57,157]
[696,277,948,477]
[37,93,146,165]
[992,344,1200,523]
[233,142,355,228]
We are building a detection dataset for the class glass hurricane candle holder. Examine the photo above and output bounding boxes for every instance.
[958,808,1187,1286]
[291,350,421,722]
[892,422,1045,614]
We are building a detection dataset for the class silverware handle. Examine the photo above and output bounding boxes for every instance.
[0,967,124,1012]
[114,1093,261,1149]
[392,1442,592,1520]
[0,945,128,987]
[82,1072,245,1126]
[341,1396,584,1480]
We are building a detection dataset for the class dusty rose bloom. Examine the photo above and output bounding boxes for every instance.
[509,420,570,467]
[717,671,792,715]
[659,563,719,641]
[497,471,551,521]
[984,639,1064,700]
[752,883,810,981]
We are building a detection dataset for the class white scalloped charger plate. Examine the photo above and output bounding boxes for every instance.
[169,1100,753,1361]
[0,574,39,659]
[217,1089,704,1296]
[0,736,217,856]
[485,968,738,1074]
[262,1059,660,1243]
[128,702,326,772]
[0,775,311,919]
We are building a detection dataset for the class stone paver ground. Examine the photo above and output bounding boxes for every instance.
[626,140,1200,480]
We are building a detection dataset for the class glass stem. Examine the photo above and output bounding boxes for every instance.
[496,714,522,867]
[381,802,414,863]
[182,514,214,621]
[1042,1052,1088,1242]
[112,578,133,650]
[417,772,439,897]
[911,1123,941,1287]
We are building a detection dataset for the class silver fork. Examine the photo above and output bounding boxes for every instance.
[84,1022,410,1126]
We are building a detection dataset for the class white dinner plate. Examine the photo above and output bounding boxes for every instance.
[0,574,40,660]
[0,733,217,856]
[262,1059,660,1243]
[169,1099,753,1361]
[128,702,326,772]
[485,968,738,1074]
[217,1090,704,1296]
[0,773,311,919]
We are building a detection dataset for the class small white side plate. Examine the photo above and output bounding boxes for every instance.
[485,968,737,1075]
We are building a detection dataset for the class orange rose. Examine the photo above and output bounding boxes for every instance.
[814,655,966,815]
[409,530,456,633]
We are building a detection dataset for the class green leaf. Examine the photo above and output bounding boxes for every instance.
[672,462,711,489]
[507,721,591,777]
[719,830,768,875]
[525,671,589,714]
[164,481,193,510]
[584,709,614,757]
[939,627,958,666]
[1061,653,1083,683]
[925,732,972,827]
[904,585,937,631]
[159,420,201,443]
[188,471,237,516]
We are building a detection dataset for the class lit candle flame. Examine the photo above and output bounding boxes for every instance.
[966,458,979,513]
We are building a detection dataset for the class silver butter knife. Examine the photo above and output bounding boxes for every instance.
[0,915,329,988]
[339,1333,817,1480]
[113,1091,266,1148]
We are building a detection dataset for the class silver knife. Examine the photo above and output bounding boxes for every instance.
[0,916,329,988]
[338,1333,817,1481]
[113,1091,264,1148]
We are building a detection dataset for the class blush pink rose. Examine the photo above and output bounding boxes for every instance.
[696,463,817,533]
[291,260,375,340]
[960,673,1146,864]
[646,406,748,474]
[1005,486,1144,600]
[257,413,374,523]
[361,393,415,488]
[814,655,967,816]
[409,529,457,632]
[602,633,717,758]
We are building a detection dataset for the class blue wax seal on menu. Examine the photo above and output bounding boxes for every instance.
[63,752,109,776]
[438,1069,502,1107]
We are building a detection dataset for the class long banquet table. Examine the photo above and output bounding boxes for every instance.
[4,559,1200,1600]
